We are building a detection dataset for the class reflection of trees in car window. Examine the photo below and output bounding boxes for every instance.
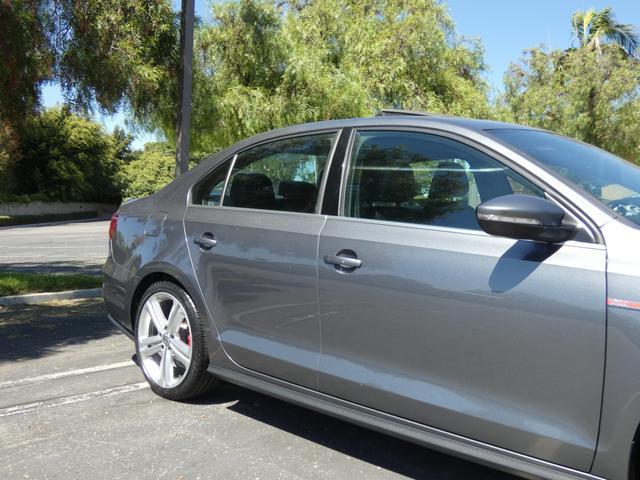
[244,153,319,190]
[223,132,337,213]
[347,131,544,230]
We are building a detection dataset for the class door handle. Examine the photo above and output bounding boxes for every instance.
[324,253,362,269]
[194,232,217,250]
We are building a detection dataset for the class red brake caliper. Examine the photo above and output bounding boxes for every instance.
[187,334,191,347]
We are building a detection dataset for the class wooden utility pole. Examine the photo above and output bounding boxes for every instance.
[175,0,195,176]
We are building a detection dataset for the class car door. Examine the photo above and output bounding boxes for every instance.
[316,129,606,471]
[185,130,340,389]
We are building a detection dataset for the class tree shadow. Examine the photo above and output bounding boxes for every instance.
[0,299,118,362]
[190,383,518,480]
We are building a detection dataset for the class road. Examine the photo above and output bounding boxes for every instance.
[0,299,517,480]
[0,219,109,275]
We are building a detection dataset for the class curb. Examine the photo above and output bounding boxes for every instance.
[0,288,103,306]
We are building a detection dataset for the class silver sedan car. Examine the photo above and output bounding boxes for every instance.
[104,110,640,480]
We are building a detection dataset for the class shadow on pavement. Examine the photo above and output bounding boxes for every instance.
[0,260,104,276]
[0,298,117,362]
[192,383,518,480]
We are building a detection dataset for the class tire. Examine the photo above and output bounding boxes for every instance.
[134,280,218,400]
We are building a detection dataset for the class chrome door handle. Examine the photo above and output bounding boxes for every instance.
[324,254,362,269]
[194,233,217,250]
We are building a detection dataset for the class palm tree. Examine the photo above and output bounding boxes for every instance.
[571,7,639,58]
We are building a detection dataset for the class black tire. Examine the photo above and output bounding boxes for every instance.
[134,280,218,401]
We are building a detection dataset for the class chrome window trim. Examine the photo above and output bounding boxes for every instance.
[219,154,237,207]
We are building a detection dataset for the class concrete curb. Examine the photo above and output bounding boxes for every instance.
[0,288,103,306]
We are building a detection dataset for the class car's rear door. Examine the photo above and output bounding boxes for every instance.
[316,129,606,471]
[184,130,340,389]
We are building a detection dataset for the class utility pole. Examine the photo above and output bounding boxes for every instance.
[175,0,195,177]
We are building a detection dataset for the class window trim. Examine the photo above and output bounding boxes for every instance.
[188,129,342,216]
[338,127,600,244]
[219,154,238,206]
[189,155,235,207]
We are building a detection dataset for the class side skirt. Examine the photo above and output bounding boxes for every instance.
[209,364,604,480]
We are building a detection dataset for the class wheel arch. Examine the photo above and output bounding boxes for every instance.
[130,262,208,335]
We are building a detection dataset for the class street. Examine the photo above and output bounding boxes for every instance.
[0,220,110,275]
[0,299,517,480]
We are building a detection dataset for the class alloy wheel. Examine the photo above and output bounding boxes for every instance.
[137,292,193,388]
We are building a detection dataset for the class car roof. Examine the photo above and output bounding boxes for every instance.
[257,111,532,140]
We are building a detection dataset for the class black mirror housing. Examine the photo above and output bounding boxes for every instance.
[476,194,577,244]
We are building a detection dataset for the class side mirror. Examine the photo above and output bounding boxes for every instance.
[476,194,577,244]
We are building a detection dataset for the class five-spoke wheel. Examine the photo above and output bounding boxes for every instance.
[134,281,217,400]
[137,292,192,388]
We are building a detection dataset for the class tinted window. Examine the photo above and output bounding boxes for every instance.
[489,129,640,226]
[191,160,230,206]
[225,133,337,213]
[345,131,543,230]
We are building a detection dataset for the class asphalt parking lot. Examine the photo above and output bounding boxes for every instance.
[0,298,518,480]
[0,220,110,275]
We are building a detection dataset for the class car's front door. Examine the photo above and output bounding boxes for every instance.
[185,131,340,389]
[316,130,606,471]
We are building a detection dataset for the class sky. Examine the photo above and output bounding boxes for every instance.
[42,0,640,149]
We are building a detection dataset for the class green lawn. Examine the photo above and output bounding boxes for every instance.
[0,272,102,297]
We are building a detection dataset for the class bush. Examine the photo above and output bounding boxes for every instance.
[10,108,124,203]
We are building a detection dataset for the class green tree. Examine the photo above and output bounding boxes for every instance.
[15,108,124,202]
[0,0,178,193]
[503,46,640,163]
[0,0,177,120]
[148,0,491,156]
[572,7,639,58]
[118,142,176,199]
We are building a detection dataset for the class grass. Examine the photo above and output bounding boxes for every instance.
[0,272,102,297]
[0,211,98,227]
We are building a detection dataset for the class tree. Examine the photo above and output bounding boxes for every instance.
[118,142,176,199]
[147,0,492,156]
[571,7,639,58]
[14,108,125,203]
[0,0,178,192]
[503,46,640,163]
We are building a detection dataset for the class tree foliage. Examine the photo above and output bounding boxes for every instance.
[503,45,640,163]
[572,7,639,58]
[0,0,178,130]
[148,0,491,155]
[0,0,177,194]
[14,108,127,203]
[118,142,176,199]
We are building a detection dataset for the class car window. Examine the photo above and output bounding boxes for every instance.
[489,128,640,226]
[345,131,543,230]
[224,132,337,213]
[191,160,231,206]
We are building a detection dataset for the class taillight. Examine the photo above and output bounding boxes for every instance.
[109,213,119,241]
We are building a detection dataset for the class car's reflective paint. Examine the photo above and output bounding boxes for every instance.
[104,114,640,480]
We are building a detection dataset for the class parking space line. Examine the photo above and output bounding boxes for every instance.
[0,382,149,418]
[0,361,135,389]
